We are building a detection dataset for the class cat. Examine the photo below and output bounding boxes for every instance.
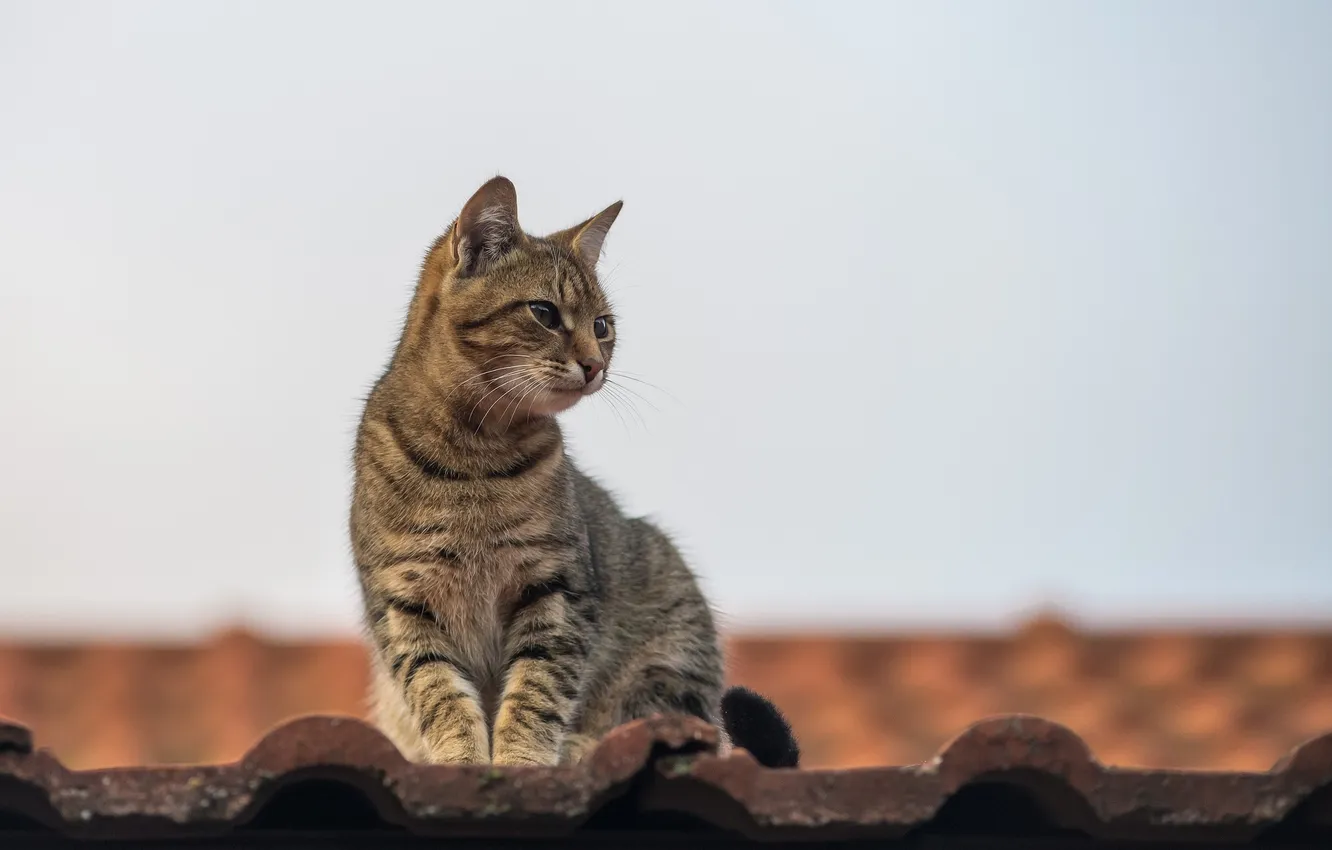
[349,175,798,767]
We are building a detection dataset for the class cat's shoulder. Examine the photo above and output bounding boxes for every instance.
[566,460,631,523]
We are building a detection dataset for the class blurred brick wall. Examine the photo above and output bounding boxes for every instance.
[2,616,1329,770]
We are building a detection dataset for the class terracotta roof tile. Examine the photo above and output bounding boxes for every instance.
[1,618,1329,774]
[1,713,1330,844]
[722,621,1332,772]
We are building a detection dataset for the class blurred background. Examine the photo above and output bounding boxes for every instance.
[1,1,1329,770]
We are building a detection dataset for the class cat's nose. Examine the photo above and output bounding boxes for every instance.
[580,359,604,382]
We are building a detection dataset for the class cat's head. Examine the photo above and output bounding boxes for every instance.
[405,176,622,427]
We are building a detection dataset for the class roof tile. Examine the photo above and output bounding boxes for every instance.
[2,621,1330,773]
[3,713,1329,843]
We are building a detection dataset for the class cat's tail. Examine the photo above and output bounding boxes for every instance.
[720,686,800,768]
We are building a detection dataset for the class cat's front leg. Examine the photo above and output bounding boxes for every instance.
[376,601,490,764]
[410,655,490,765]
[491,576,590,766]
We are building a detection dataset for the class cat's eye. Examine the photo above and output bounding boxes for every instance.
[528,301,561,330]
[593,316,611,339]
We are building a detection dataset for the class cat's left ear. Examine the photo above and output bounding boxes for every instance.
[450,176,523,277]
[550,201,623,269]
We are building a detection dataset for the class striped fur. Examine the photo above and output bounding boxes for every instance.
[350,177,727,765]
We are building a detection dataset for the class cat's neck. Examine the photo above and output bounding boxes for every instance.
[383,366,561,476]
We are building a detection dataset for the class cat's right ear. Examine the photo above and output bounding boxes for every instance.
[448,176,522,276]
[549,200,624,270]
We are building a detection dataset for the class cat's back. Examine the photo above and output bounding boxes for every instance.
[569,463,701,602]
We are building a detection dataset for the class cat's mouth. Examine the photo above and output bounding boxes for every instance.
[581,370,606,396]
[527,386,581,416]
[524,371,604,417]
[540,368,604,397]
[484,366,605,422]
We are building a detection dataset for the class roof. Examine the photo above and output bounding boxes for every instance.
[2,711,1330,846]
[3,616,1331,771]
[731,616,1332,770]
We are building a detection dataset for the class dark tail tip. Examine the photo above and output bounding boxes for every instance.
[721,686,800,768]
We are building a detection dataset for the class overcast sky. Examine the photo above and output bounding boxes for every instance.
[1,1,1329,638]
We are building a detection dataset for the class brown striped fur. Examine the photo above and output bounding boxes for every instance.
[350,176,730,765]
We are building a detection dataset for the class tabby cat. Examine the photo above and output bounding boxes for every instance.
[349,176,798,768]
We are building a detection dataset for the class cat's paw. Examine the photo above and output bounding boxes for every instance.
[424,738,490,765]
[490,743,560,766]
[558,733,600,766]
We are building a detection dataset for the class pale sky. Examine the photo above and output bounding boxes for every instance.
[1,1,1329,638]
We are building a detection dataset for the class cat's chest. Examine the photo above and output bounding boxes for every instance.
[404,476,577,659]
[424,562,508,676]
[420,541,527,617]
[416,532,551,664]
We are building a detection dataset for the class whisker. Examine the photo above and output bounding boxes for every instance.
[467,375,523,429]
[438,364,532,406]
[477,378,527,429]
[608,370,671,392]
[596,392,630,434]
[600,382,649,431]
[504,373,549,430]
[443,363,530,391]
[606,370,681,407]
[479,368,550,431]
[605,377,660,413]
[437,356,533,393]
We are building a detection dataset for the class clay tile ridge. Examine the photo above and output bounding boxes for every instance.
[2,713,1331,843]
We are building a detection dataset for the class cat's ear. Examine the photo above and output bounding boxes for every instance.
[449,176,522,276]
[550,200,623,269]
